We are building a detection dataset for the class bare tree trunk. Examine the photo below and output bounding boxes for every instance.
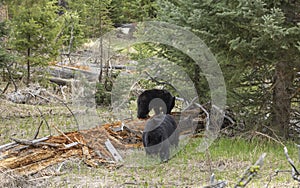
[98,10,103,83]
[67,20,74,64]
[271,61,294,138]
[194,64,201,98]
[104,38,111,90]
[26,33,31,86]
[2,82,9,94]
[6,64,17,92]
[27,47,31,86]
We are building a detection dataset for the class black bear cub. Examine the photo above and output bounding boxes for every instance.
[142,114,179,162]
[137,89,175,119]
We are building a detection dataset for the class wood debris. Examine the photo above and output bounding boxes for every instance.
[0,108,216,176]
[105,139,124,162]
[0,119,146,176]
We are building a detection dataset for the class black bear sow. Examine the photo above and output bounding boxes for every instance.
[137,89,175,119]
[142,114,179,162]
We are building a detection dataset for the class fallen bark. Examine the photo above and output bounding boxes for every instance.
[0,119,146,176]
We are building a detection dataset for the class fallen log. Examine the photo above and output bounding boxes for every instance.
[49,77,73,86]
[48,65,97,81]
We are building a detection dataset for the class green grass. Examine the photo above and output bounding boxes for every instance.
[1,133,298,187]
[1,100,299,187]
[0,103,112,144]
[0,114,76,144]
[171,136,299,186]
[37,137,299,187]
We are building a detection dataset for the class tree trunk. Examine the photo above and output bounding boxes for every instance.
[193,64,201,99]
[271,61,294,139]
[27,47,30,86]
[98,9,103,83]
[6,64,17,92]
[26,33,31,86]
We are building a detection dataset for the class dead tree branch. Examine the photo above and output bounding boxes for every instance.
[1,81,10,94]
[9,137,51,148]
[6,63,18,92]
[284,146,300,182]
[35,106,51,137]
[265,169,292,188]
[144,71,176,90]
[0,142,18,152]
[44,90,79,131]
[2,63,18,94]
[254,131,285,147]
[193,101,210,129]
[51,124,73,143]
[203,173,227,188]
[234,153,267,188]
[33,120,44,139]
[266,146,300,186]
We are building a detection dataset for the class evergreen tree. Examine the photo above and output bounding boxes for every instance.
[110,0,157,24]
[8,0,64,85]
[0,20,18,92]
[0,2,12,70]
[157,0,300,138]
[66,0,113,38]
[58,10,85,56]
[0,21,9,69]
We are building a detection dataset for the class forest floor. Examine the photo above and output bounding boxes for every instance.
[1,98,300,187]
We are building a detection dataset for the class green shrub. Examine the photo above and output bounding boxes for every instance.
[95,82,111,106]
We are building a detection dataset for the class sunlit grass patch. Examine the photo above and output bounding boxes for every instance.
[1,101,299,187]
[1,136,295,187]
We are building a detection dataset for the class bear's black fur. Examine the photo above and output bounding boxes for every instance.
[137,89,175,119]
[142,114,179,162]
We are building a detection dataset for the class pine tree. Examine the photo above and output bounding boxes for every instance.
[0,22,7,68]
[110,0,157,24]
[66,0,113,38]
[0,20,18,92]
[8,0,64,85]
[157,0,300,138]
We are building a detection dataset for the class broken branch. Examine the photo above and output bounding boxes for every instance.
[284,146,300,182]
[234,153,267,188]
